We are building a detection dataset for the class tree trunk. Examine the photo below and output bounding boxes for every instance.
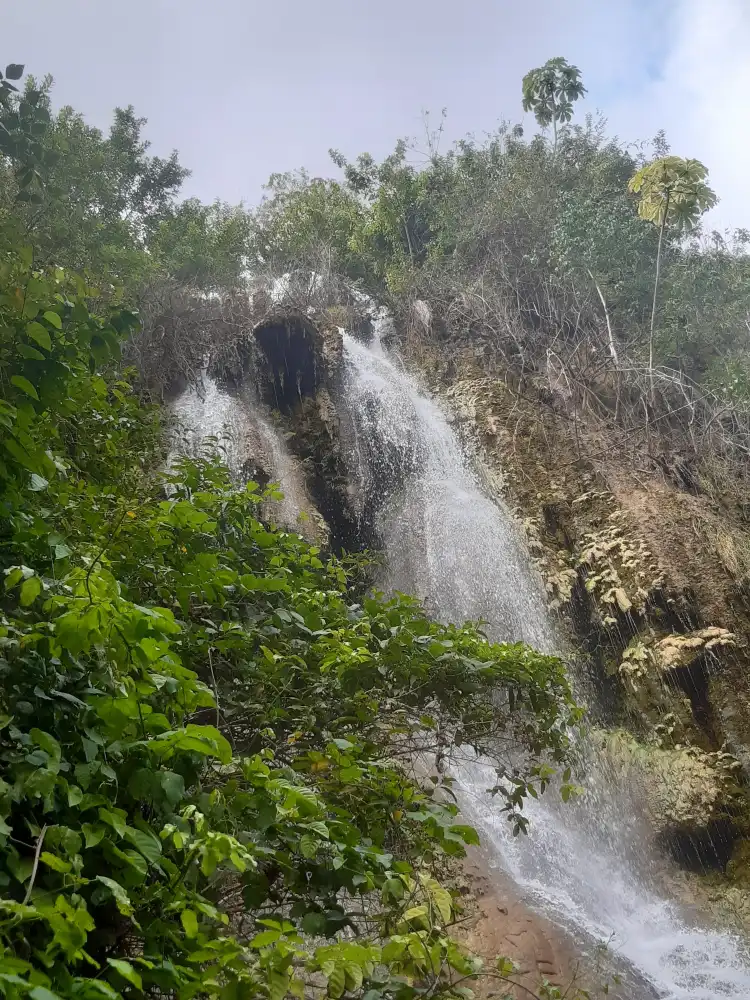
[649,190,670,392]
[588,270,618,365]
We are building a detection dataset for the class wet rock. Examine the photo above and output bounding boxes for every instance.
[597,728,742,838]
[654,627,735,673]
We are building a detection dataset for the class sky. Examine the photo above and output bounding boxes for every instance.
[4,0,749,230]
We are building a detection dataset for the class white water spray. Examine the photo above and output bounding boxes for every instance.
[170,375,313,536]
[341,323,750,1000]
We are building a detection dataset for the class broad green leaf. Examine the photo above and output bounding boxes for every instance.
[29,473,48,491]
[180,909,198,938]
[299,834,317,859]
[30,728,61,760]
[19,574,42,606]
[29,989,61,1000]
[17,344,45,360]
[96,876,134,917]
[10,375,39,400]
[251,929,281,948]
[82,824,106,849]
[107,959,142,990]
[125,827,162,864]
[26,322,51,351]
[326,965,346,999]
[448,824,480,846]
[159,770,185,806]
[40,852,71,873]
[43,310,63,329]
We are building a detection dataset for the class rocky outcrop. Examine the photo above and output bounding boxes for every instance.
[596,729,743,840]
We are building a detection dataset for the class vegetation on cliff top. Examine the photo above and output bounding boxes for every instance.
[0,63,588,1000]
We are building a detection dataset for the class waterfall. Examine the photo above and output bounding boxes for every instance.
[170,374,315,538]
[341,321,750,1000]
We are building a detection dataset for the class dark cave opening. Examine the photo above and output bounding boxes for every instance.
[254,316,319,413]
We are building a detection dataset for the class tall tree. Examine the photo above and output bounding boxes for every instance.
[522,57,586,153]
[628,156,717,376]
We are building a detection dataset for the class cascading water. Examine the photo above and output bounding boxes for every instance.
[340,317,750,1000]
[170,374,313,535]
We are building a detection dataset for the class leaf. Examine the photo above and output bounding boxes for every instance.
[96,876,134,917]
[17,344,45,360]
[82,824,105,849]
[31,728,61,760]
[125,827,162,864]
[327,965,346,999]
[19,574,42,606]
[301,911,327,935]
[67,785,83,807]
[299,833,317,859]
[43,310,62,329]
[448,824,480,846]
[428,882,453,923]
[159,770,185,807]
[10,375,39,400]
[403,904,429,925]
[107,959,142,990]
[180,908,198,938]
[29,989,61,1000]
[251,929,281,948]
[5,65,23,80]
[382,877,404,901]
[29,473,49,492]
[40,852,71,873]
[344,963,363,991]
[26,322,51,351]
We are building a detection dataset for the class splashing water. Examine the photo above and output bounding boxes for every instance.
[170,374,312,534]
[341,324,750,1000]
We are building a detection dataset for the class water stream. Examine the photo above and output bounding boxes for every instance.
[340,320,750,1000]
[170,375,312,534]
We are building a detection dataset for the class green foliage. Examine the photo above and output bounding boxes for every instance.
[522,57,586,149]
[149,198,251,288]
[250,90,750,385]
[251,169,370,283]
[0,64,53,205]
[629,156,718,371]
[0,242,579,1000]
[628,156,717,233]
[0,68,249,297]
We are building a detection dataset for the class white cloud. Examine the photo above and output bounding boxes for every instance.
[607,0,750,231]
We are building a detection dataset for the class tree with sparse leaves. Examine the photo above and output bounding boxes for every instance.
[629,155,717,375]
[522,57,586,153]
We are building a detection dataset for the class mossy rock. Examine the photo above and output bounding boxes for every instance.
[596,728,743,837]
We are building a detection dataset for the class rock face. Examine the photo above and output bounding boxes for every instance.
[596,729,742,842]
[201,281,369,554]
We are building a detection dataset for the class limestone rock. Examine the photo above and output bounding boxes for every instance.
[653,627,735,673]
[597,729,742,836]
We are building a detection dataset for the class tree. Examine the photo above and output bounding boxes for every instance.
[628,155,717,375]
[522,57,586,153]
[150,197,251,288]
